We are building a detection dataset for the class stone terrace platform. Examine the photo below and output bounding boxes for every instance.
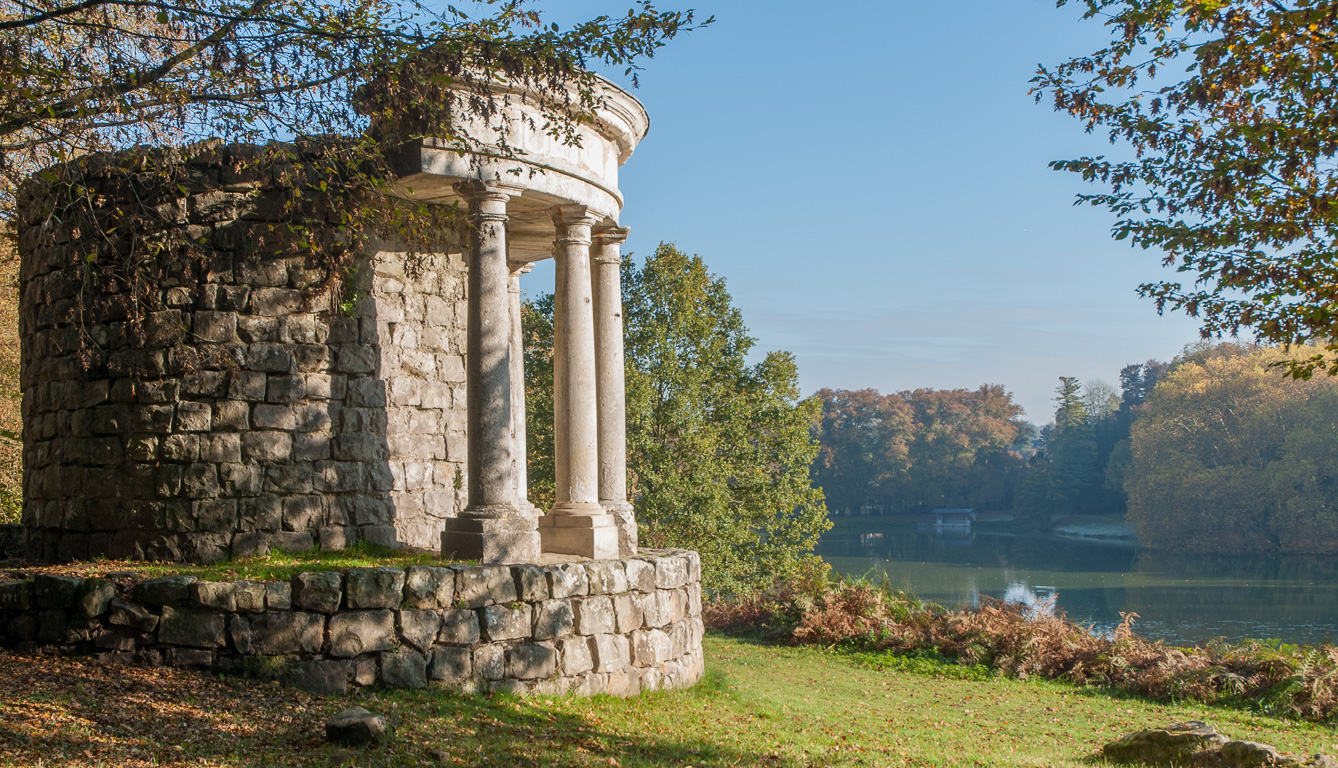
[0,550,703,696]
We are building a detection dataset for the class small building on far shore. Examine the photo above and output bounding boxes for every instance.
[931,508,976,531]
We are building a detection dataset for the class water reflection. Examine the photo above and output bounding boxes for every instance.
[819,524,1338,646]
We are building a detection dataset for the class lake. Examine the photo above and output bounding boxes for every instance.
[817,520,1338,646]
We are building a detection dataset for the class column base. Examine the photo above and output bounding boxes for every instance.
[602,500,638,557]
[441,514,540,564]
[539,514,620,559]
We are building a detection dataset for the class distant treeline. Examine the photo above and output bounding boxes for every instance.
[812,343,1338,553]
[810,385,1030,516]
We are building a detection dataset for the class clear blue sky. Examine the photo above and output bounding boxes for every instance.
[527,0,1205,422]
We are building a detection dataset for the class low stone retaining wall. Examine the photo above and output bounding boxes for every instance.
[0,549,704,697]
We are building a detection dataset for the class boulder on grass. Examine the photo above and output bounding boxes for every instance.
[1103,721,1228,765]
[325,706,389,746]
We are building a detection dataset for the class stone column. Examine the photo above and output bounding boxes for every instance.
[508,262,537,514]
[592,226,637,556]
[440,181,540,564]
[540,204,620,559]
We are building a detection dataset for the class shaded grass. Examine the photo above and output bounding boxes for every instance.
[1,634,1334,767]
[0,541,468,582]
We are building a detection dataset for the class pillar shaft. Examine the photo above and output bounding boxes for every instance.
[441,181,539,564]
[508,263,535,512]
[541,205,619,558]
[551,206,602,513]
[592,227,637,556]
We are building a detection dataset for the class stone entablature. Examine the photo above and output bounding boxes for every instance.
[0,550,704,696]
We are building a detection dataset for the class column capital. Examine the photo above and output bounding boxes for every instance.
[593,226,630,247]
[455,180,522,221]
[551,204,601,246]
[592,226,630,265]
[508,261,534,278]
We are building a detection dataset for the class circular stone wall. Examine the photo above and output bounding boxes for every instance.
[0,551,704,696]
[17,141,471,562]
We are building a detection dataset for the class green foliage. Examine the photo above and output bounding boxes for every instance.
[524,243,830,595]
[521,293,556,511]
[1125,342,1338,552]
[1033,1,1338,377]
[1,0,708,212]
[622,244,829,595]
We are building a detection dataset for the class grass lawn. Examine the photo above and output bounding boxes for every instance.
[0,543,464,584]
[1,633,1333,767]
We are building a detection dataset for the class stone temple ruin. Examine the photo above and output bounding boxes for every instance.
[18,77,648,566]
[2,77,704,696]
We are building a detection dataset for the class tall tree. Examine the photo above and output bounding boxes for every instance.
[525,243,830,594]
[810,388,912,514]
[1033,1,1338,377]
[1125,343,1338,552]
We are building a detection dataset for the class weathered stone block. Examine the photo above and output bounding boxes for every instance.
[288,660,350,695]
[158,606,226,648]
[353,657,378,686]
[5,613,37,641]
[291,571,341,613]
[282,496,323,532]
[612,594,644,634]
[624,559,656,593]
[134,575,197,606]
[533,599,574,641]
[545,562,589,599]
[108,599,159,632]
[511,564,548,602]
[265,582,292,610]
[380,650,428,689]
[437,608,480,645]
[686,582,703,617]
[329,610,394,657]
[474,644,506,680]
[397,610,441,651]
[453,565,516,608]
[588,633,629,673]
[242,431,291,462]
[76,579,116,618]
[0,580,35,611]
[190,581,238,611]
[175,401,212,432]
[574,596,616,636]
[638,591,668,628]
[585,560,628,595]
[507,643,557,680]
[654,555,689,590]
[403,566,454,609]
[34,574,83,609]
[167,648,215,667]
[249,611,324,655]
[631,629,674,667]
[344,567,406,610]
[429,647,472,685]
[481,603,532,642]
[228,615,252,654]
[557,636,594,676]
